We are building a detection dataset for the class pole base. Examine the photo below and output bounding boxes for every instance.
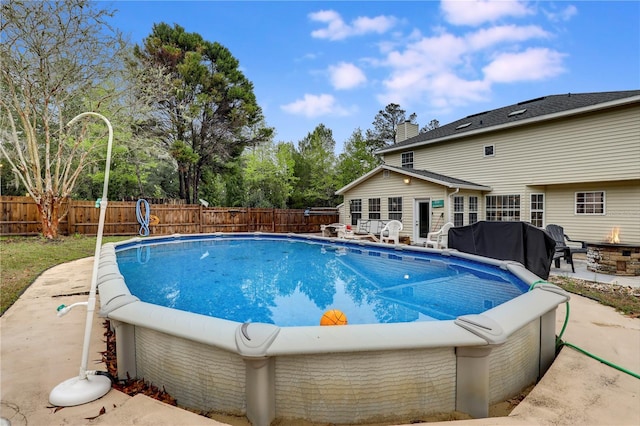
[49,374,112,407]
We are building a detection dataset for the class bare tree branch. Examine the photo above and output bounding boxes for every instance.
[0,0,125,238]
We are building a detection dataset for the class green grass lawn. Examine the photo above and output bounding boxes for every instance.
[0,235,130,315]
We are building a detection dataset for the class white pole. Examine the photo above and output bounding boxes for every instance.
[69,112,113,380]
[49,112,114,406]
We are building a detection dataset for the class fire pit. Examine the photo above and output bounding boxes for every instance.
[586,228,640,276]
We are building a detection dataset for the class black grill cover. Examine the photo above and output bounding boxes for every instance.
[448,221,556,279]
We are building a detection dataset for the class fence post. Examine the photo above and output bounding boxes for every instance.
[198,204,202,234]
[68,199,75,235]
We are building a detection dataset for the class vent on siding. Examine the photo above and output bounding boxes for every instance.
[383,170,390,178]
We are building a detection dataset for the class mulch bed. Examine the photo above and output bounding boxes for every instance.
[102,320,177,406]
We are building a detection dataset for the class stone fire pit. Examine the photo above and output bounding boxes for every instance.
[586,242,640,276]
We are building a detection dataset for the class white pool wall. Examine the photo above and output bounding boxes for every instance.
[98,233,569,425]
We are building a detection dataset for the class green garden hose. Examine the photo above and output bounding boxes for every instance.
[529,280,639,380]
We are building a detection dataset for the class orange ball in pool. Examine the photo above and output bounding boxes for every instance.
[320,309,348,326]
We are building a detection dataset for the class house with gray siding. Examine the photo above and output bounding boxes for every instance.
[336,90,640,246]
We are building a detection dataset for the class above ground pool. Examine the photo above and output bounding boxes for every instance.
[115,235,529,325]
[97,233,569,426]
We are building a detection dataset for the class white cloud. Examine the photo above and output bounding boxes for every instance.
[296,52,320,62]
[281,94,350,117]
[374,1,566,114]
[302,2,567,125]
[429,73,490,104]
[386,33,466,71]
[544,5,578,22]
[466,25,550,50]
[378,69,490,110]
[483,48,566,82]
[379,32,470,104]
[381,68,429,98]
[310,9,397,41]
[352,16,397,34]
[441,0,534,27]
[377,40,399,55]
[309,10,350,40]
[329,62,367,90]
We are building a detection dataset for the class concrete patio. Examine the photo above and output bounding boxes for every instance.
[1,256,638,425]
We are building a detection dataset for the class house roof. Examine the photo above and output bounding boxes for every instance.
[377,90,640,154]
[335,164,491,195]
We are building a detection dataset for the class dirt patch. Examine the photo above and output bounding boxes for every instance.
[202,396,528,426]
[546,275,640,318]
[205,411,475,426]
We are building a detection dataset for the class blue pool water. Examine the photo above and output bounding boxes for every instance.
[115,236,528,326]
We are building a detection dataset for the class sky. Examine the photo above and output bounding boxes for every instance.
[105,0,640,153]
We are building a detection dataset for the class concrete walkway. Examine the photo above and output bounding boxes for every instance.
[549,255,640,287]
[1,257,638,425]
[0,257,225,426]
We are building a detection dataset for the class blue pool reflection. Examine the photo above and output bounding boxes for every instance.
[115,237,528,326]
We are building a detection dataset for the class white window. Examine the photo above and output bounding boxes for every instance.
[388,197,402,221]
[453,196,464,227]
[401,152,414,168]
[486,195,520,221]
[368,198,381,219]
[349,199,362,226]
[469,196,478,224]
[530,194,544,227]
[576,191,605,215]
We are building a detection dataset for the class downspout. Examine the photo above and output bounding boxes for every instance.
[447,187,460,224]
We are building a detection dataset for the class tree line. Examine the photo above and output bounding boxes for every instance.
[0,0,437,238]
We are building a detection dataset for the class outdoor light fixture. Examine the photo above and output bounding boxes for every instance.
[49,112,114,407]
[403,177,411,185]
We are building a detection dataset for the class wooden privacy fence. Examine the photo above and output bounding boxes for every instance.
[0,196,339,237]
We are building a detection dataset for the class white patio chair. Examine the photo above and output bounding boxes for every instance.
[380,220,403,245]
[337,224,353,239]
[425,222,454,249]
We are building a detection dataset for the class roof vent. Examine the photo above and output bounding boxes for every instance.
[508,108,527,117]
[456,122,472,130]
